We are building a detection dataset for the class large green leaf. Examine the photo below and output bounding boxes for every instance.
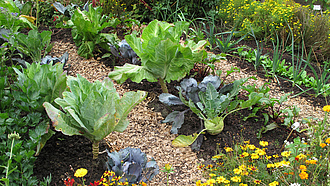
[172,130,205,147]
[108,63,157,84]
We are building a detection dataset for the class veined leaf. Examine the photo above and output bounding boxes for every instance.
[172,130,205,147]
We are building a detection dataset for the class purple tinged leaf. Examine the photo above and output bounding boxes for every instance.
[159,93,183,106]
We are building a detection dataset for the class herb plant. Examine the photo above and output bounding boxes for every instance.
[105,147,159,184]
[43,74,147,159]
[67,4,120,59]
[108,19,206,93]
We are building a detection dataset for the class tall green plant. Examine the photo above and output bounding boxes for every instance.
[43,74,147,159]
[108,19,206,93]
[68,4,120,59]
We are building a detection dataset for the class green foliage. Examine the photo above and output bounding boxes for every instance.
[43,74,147,159]
[0,0,37,31]
[67,4,120,59]
[0,66,51,185]
[33,1,57,26]
[16,29,53,63]
[108,19,206,93]
[173,77,263,147]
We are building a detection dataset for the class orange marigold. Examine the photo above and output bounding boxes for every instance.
[323,105,330,112]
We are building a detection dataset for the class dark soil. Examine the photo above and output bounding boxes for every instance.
[32,25,324,185]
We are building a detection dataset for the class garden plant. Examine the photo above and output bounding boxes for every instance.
[1,0,330,185]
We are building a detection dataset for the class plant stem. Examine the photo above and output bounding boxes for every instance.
[92,141,100,159]
[159,78,168,93]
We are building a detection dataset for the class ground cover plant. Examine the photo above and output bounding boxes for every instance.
[1,0,330,185]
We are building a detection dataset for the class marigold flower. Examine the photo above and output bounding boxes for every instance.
[242,152,249,157]
[254,179,262,184]
[216,176,226,183]
[299,165,307,171]
[209,173,217,177]
[269,181,279,186]
[247,144,256,150]
[74,168,88,178]
[233,168,242,174]
[281,151,291,157]
[259,141,268,147]
[299,171,308,179]
[206,179,216,185]
[326,138,330,144]
[224,147,233,152]
[239,183,248,186]
[196,180,203,186]
[305,159,317,164]
[231,176,241,182]
[320,143,327,148]
[251,153,259,159]
[323,105,330,112]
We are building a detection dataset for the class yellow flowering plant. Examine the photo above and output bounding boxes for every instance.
[197,134,329,186]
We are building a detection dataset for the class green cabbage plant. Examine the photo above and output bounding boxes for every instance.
[108,19,206,93]
[43,74,147,159]
[171,77,264,147]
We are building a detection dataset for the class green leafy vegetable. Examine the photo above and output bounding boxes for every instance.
[43,74,147,159]
[108,19,206,93]
[16,29,53,63]
[68,4,120,59]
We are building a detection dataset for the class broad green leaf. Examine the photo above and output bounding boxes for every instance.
[114,91,147,132]
[108,63,157,84]
[172,130,205,147]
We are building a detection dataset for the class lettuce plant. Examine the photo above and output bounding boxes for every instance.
[105,147,159,184]
[108,19,206,93]
[67,4,120,59]
[43,74,147,159]
[165,76,264,147]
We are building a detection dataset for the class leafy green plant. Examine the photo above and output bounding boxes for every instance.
[306,60,330,97]
[16,29,53,63]
[166,76,262,147]
[67,4,120,59]
[215,28,246,54]
[13,62,67,154]
[108,19,206,93]
[105,147,159,184]
[0,0,37,32]
[43,74,147,159]
[249,27,264,70]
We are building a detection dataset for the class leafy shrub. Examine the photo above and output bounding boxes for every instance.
[217,0,299,38]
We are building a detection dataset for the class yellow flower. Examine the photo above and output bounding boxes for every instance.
[305,159,317,164]
[259,141,269,147]
[233,168,242,174]
[209,173,217,177]
[255,148,266,156]
[247,144,256,150]
[239,184,248,186]
[323,105,330,112]
[254,179,262,184]
[269,181,279,186]
[320,143,327,148]
[216,176,226,183]
[196,180,203,186]
[231,176,241,182]
[74,168,88,178]
[299,165,307,171]
[299,171,308,179]
[326,138,330,144]
[251,153,259,159]
[164,163,172,171]
[242,152,249,157]
[281,151,291,157]
[224,147,233,152]
[206,179,216,186]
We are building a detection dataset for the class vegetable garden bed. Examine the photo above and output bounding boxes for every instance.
[29,27,326,185]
